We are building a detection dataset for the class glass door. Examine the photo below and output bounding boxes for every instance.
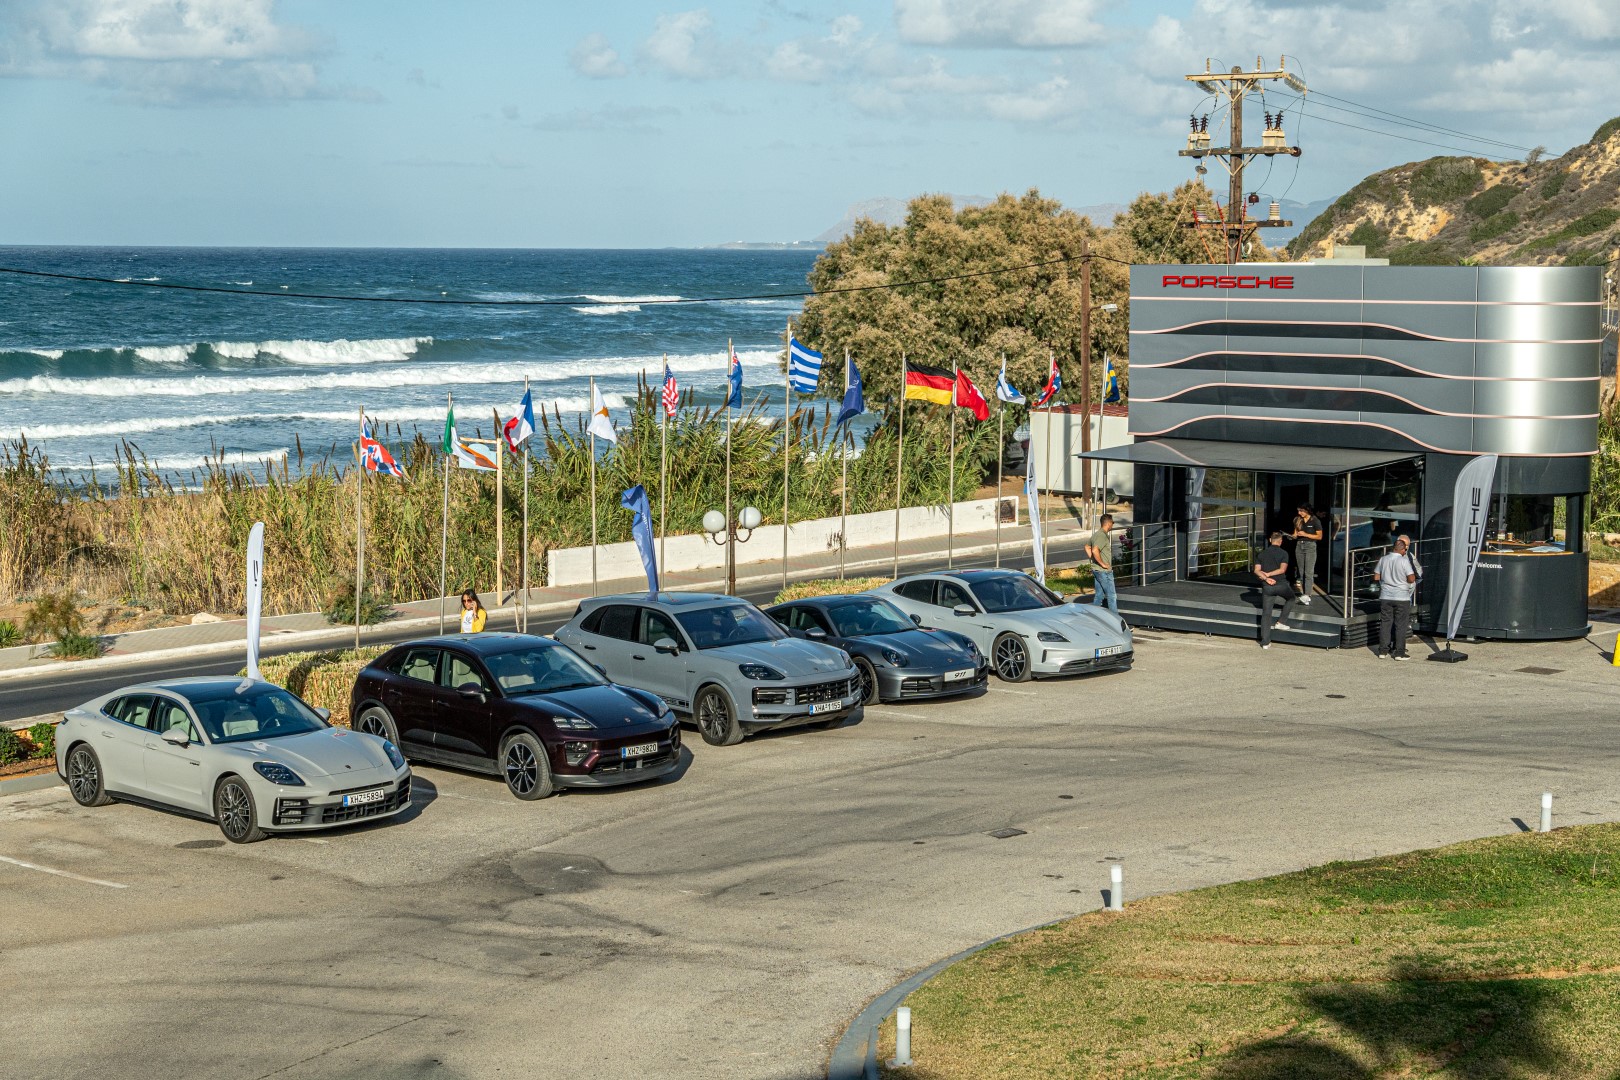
[1185,468,1260,584]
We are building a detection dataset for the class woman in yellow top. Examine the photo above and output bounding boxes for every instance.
[459,590,487,633]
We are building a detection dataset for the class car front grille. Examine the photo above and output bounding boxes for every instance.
[793,677,854,705]
[591,749,675,776]
[317,777,411,824]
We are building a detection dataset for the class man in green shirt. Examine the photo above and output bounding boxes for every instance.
[1087,514,1117,614]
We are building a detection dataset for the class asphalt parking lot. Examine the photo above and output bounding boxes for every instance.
[4,623,1620,1080]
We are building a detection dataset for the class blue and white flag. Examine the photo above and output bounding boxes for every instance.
[835,358,865,429]
[787,337,823,395]
[621,484,659,594]
[995,359,1025,405]
[726,343,743,409]
[1102,354,1121,404]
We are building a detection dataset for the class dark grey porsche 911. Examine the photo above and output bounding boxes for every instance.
[765,594,988,705]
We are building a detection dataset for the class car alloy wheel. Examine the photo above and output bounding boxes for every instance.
[500,732,555,801]
[853,657,880,705]
[992,632,1032,683]
[695,686,744,746]
[356,708,400,747]
[215,776,265,844]
[67,745,113,806]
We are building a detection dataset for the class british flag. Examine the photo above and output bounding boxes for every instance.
[661,360,679,417]
[359,415,407,479]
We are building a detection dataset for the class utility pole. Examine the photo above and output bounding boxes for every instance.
[1179,57,1305,264]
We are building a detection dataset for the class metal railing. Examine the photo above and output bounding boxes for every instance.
[1342,540,1426,614]
[1109,511,1259,588]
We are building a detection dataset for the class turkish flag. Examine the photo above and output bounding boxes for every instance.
[954,369,990,421]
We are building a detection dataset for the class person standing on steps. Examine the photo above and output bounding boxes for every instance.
[1087,513,1118,614]
[1255,532,1299,649]
[1372,534,1421,659]
[458,590,487,634]
[1292,502,1324,605]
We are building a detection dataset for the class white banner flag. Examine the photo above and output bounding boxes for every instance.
[1444,453,1498,641]
[1025,451,1045,580]
[245,521,265,680]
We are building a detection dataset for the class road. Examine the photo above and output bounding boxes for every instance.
[0,533,1088,723]
[3,620,1617,1080]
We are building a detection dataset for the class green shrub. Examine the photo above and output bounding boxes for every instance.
[1470,210,1520,244]
[0,729,23,766]
[23,592,85,644]
[1540,171,1569,199]
[1568,208,1620,237]
[1409,158,1482,207]
[48,631,104,660]
[25,722,54,759]
[1387,239,1458,266]
[1465,184,1518,219]
[1346,221,1387,254]
[1564,249,1610,267]
[1593,117,1620,145]
[0,620,19,648]
[324,589,397,627]
[773,577,891,603]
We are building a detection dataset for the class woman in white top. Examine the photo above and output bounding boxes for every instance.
[459,591,487,634]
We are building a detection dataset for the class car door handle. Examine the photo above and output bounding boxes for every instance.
[582,644,597,650]
[101,730,116,739]
[632,654,645,661]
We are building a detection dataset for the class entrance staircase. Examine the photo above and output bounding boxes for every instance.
[1116,581,1376,649]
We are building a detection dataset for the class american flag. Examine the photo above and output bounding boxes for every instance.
[661,360,678,417]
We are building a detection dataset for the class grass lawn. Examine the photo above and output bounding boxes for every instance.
[879,825,1620,1078]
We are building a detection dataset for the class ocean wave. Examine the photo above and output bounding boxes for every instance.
[573,304,639,315]
[0,350,778,399]
[0,336,433,368]
[21,348,64,360]
[134,345,191,364]
[580,294,682,304]
[52,447,294,472]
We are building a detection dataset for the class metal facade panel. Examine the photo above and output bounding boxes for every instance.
[1477,266,1602,304]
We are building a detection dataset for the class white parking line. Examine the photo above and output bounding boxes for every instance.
[988,688,1039,696]
[0,854,127,889]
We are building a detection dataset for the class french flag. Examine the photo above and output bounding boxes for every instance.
[503,386,536,452]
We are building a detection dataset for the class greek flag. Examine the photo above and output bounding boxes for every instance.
[787,337,823,394]
[995,358,1025,405]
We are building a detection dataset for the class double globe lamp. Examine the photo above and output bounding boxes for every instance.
[703,505,761,596]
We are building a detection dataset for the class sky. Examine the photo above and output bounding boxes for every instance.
[0,0,1614,248]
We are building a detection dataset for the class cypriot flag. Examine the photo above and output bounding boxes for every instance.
[587,382,617,445]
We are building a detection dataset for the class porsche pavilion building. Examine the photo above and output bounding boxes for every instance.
[1082,263,1603,648]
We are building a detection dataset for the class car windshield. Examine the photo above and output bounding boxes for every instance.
[676,604,787,649]
[187,683,329,744]
[827,598,914,637]
[970,575,1060,613]
[484,645,606,694]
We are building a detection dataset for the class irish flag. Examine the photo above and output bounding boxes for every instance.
[442,401,496,471]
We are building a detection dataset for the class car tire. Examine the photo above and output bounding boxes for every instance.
[215,775,266,844]
[65,743,114,807]
[853,657,881,706]
[694,685,744,746]
[992,632,1032,682]
[500,732,556,801]
[354,707,402,752]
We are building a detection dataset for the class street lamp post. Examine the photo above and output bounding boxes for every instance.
[704,505,762,596]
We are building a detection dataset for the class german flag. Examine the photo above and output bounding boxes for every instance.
[903,360,955,405]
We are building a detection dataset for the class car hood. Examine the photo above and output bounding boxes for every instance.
[510,684,669,730]
[225,728,395,779]
[856,628,975,664]
[999,604,1131,643]
[706,637,851,677]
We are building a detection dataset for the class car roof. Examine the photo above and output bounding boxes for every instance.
[583,591,742,610]
[897,568,1021,584]
[388,632,558,655]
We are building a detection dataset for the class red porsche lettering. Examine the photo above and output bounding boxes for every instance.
[1160,274,1295,291]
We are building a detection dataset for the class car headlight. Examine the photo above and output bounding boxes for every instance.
[880,647,909,667]
[381,740,406,770]
[550,713,596,730]
[252,761,305,786]
[738,662,784,680]
[1036,631,1069,643]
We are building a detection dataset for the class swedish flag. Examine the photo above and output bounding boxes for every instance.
[1103,353,1122,404]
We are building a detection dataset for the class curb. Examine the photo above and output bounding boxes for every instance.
[827,916,1070,1080]
[0,771,61,797]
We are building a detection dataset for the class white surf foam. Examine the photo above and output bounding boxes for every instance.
[573,304,640,315]
[52,448,294,472]
[134,345,192,364]
[252,337,431,365]
[580,294,682,304]
[21,348,65,360]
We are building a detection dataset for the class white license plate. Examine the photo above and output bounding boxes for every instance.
[342,789,385,807]
[621,742,658,758]
[1095,644,1128,658]
[943,667,975,682]
[809,701,842,715]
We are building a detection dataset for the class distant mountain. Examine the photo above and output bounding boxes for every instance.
[1287,116,1620,266]
[813,195,1128,243]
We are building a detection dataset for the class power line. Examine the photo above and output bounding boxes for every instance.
[1269,95,1519,160]
[0,251,1127,307]
[1308,89,1536,154]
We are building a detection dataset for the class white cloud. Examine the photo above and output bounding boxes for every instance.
[984,74,1075,123]
[894,0,1105,48]
[41,0,308,60]
[637,9,726,79]
[569,32,626,78]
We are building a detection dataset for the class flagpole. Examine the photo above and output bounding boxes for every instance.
[948,364,957,570]
[439,394,451,635]
[840,348,849,582]
[995,356,1005,568]
[521,376,531,632]
[725,340,734,595]
[493,408,505,613]
[782,319,791,594]
[589,377,600,596]
[659,354,669,581]
[893,352,906,577]
[1043,350,1056,574]
[354,406,364,651]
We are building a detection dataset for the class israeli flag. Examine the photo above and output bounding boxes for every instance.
[787,337,823,394]
[995,358,1025,405]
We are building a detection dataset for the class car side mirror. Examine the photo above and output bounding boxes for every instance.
[910,613,922,626]
[457,682,487,703]
[653,636,681,655]
[160,727,189,747]
[593,663,608,676]
[953,604,975,617]
[805,627,827,639]
[314,707,332,722]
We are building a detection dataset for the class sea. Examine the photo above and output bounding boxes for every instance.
[0,247,819,481]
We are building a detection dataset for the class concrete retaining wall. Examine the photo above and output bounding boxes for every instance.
[547,497,1017,588]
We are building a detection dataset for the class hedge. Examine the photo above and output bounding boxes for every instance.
[772,577,891,603]
[240,646,389,728]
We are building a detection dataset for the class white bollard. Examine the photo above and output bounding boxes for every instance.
[892,1006,913,1067]
[1540,792,1553,833]
[1108,863,1124,911]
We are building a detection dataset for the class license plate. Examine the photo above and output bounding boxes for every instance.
[944,668,974,682]
[621,742,658,758]
[1095,644,1127,658]
[809,701,842,715]
[342,788,384,807]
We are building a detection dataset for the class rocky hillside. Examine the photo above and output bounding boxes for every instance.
[1288,117,1620,266]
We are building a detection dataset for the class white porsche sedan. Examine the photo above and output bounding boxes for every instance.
[54,677,411,843]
